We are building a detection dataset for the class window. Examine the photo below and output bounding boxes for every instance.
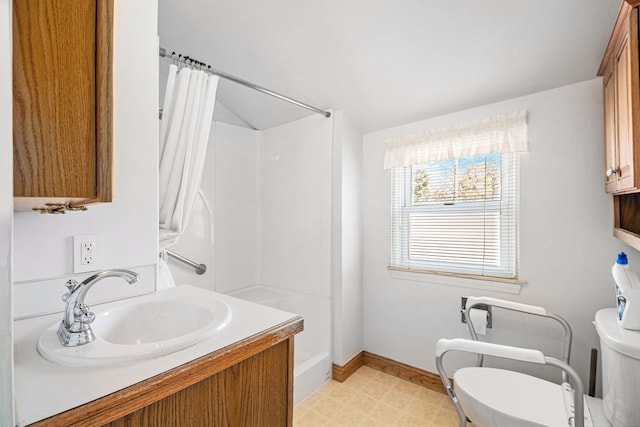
[384,111,527,281]
[390,152,517,279]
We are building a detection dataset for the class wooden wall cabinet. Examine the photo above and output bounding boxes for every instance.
[600,4,640,194]
[12,0,113,212]
[599,2,640,250]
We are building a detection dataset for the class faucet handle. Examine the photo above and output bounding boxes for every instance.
[80,311,95,325]
[62,279,79,302]
[74,304,95,325]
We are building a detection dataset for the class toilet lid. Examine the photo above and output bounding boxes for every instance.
[454,367,569,426]
[594,308,640,359]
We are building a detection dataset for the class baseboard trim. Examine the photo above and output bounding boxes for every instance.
[332,351,446,395]
[332,351,365,383]
[363,351,446,394]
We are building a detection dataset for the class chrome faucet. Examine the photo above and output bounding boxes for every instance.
[57,269,140,347]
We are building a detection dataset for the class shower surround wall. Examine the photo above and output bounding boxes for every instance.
[258,114,333,403]
[259,115,332,300]
[167,113,336,402]
[167,121,258,290]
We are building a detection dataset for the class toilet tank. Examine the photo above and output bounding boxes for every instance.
[594,308,640,427]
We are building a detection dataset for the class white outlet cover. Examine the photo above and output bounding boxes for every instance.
[80,242,95,265]
[73,234,103,273]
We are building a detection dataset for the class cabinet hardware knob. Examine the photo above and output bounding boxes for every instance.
[606,167,620,178]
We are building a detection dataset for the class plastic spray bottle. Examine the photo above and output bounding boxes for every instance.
[611,252,640,330]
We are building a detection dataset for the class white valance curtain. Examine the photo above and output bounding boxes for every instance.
[159,64,219,250]
[383,110,529,170]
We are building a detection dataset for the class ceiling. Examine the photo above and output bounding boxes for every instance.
[158,0,621,134]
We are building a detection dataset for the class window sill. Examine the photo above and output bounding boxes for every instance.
[387,266,524,295]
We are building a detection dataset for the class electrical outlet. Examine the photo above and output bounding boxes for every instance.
[80,242,95,265]
[74,234,102,273]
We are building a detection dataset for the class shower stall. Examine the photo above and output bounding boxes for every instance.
[166,107,334,404]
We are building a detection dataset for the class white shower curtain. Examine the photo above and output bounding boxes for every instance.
[159,64,219,250]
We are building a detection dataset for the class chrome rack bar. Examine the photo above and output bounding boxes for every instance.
[159,46,331,118]
[165,250,207,275]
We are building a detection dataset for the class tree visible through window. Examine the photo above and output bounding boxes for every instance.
[412,153,500,205]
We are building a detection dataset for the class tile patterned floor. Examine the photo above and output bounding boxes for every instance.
[293,366,459,426]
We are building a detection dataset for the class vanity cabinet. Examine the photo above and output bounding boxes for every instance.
[12,0,113,212]
[27,317,303,427]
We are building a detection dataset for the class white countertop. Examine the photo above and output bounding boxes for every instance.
[13,285,299,426]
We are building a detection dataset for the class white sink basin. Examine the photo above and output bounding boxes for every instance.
[37,287,232,367]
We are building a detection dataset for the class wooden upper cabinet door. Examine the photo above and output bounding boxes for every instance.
[615,25,635,191]
[617,7,640,193]
[599,6,640,195]
[13,0,113,207]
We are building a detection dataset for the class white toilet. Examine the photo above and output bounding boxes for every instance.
[592,307,640,426]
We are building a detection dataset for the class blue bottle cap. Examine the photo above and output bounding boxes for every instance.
[617,252,629,265]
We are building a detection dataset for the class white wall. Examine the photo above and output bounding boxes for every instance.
[362,78,640,389]
[259,114,333,298]
[0,1,13,425]
[12,1,159,312]
[331,111,364,366]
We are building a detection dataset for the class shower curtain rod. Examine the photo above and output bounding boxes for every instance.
[159,47,331,118]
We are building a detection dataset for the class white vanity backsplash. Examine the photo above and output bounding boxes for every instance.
[13,265,157,319]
